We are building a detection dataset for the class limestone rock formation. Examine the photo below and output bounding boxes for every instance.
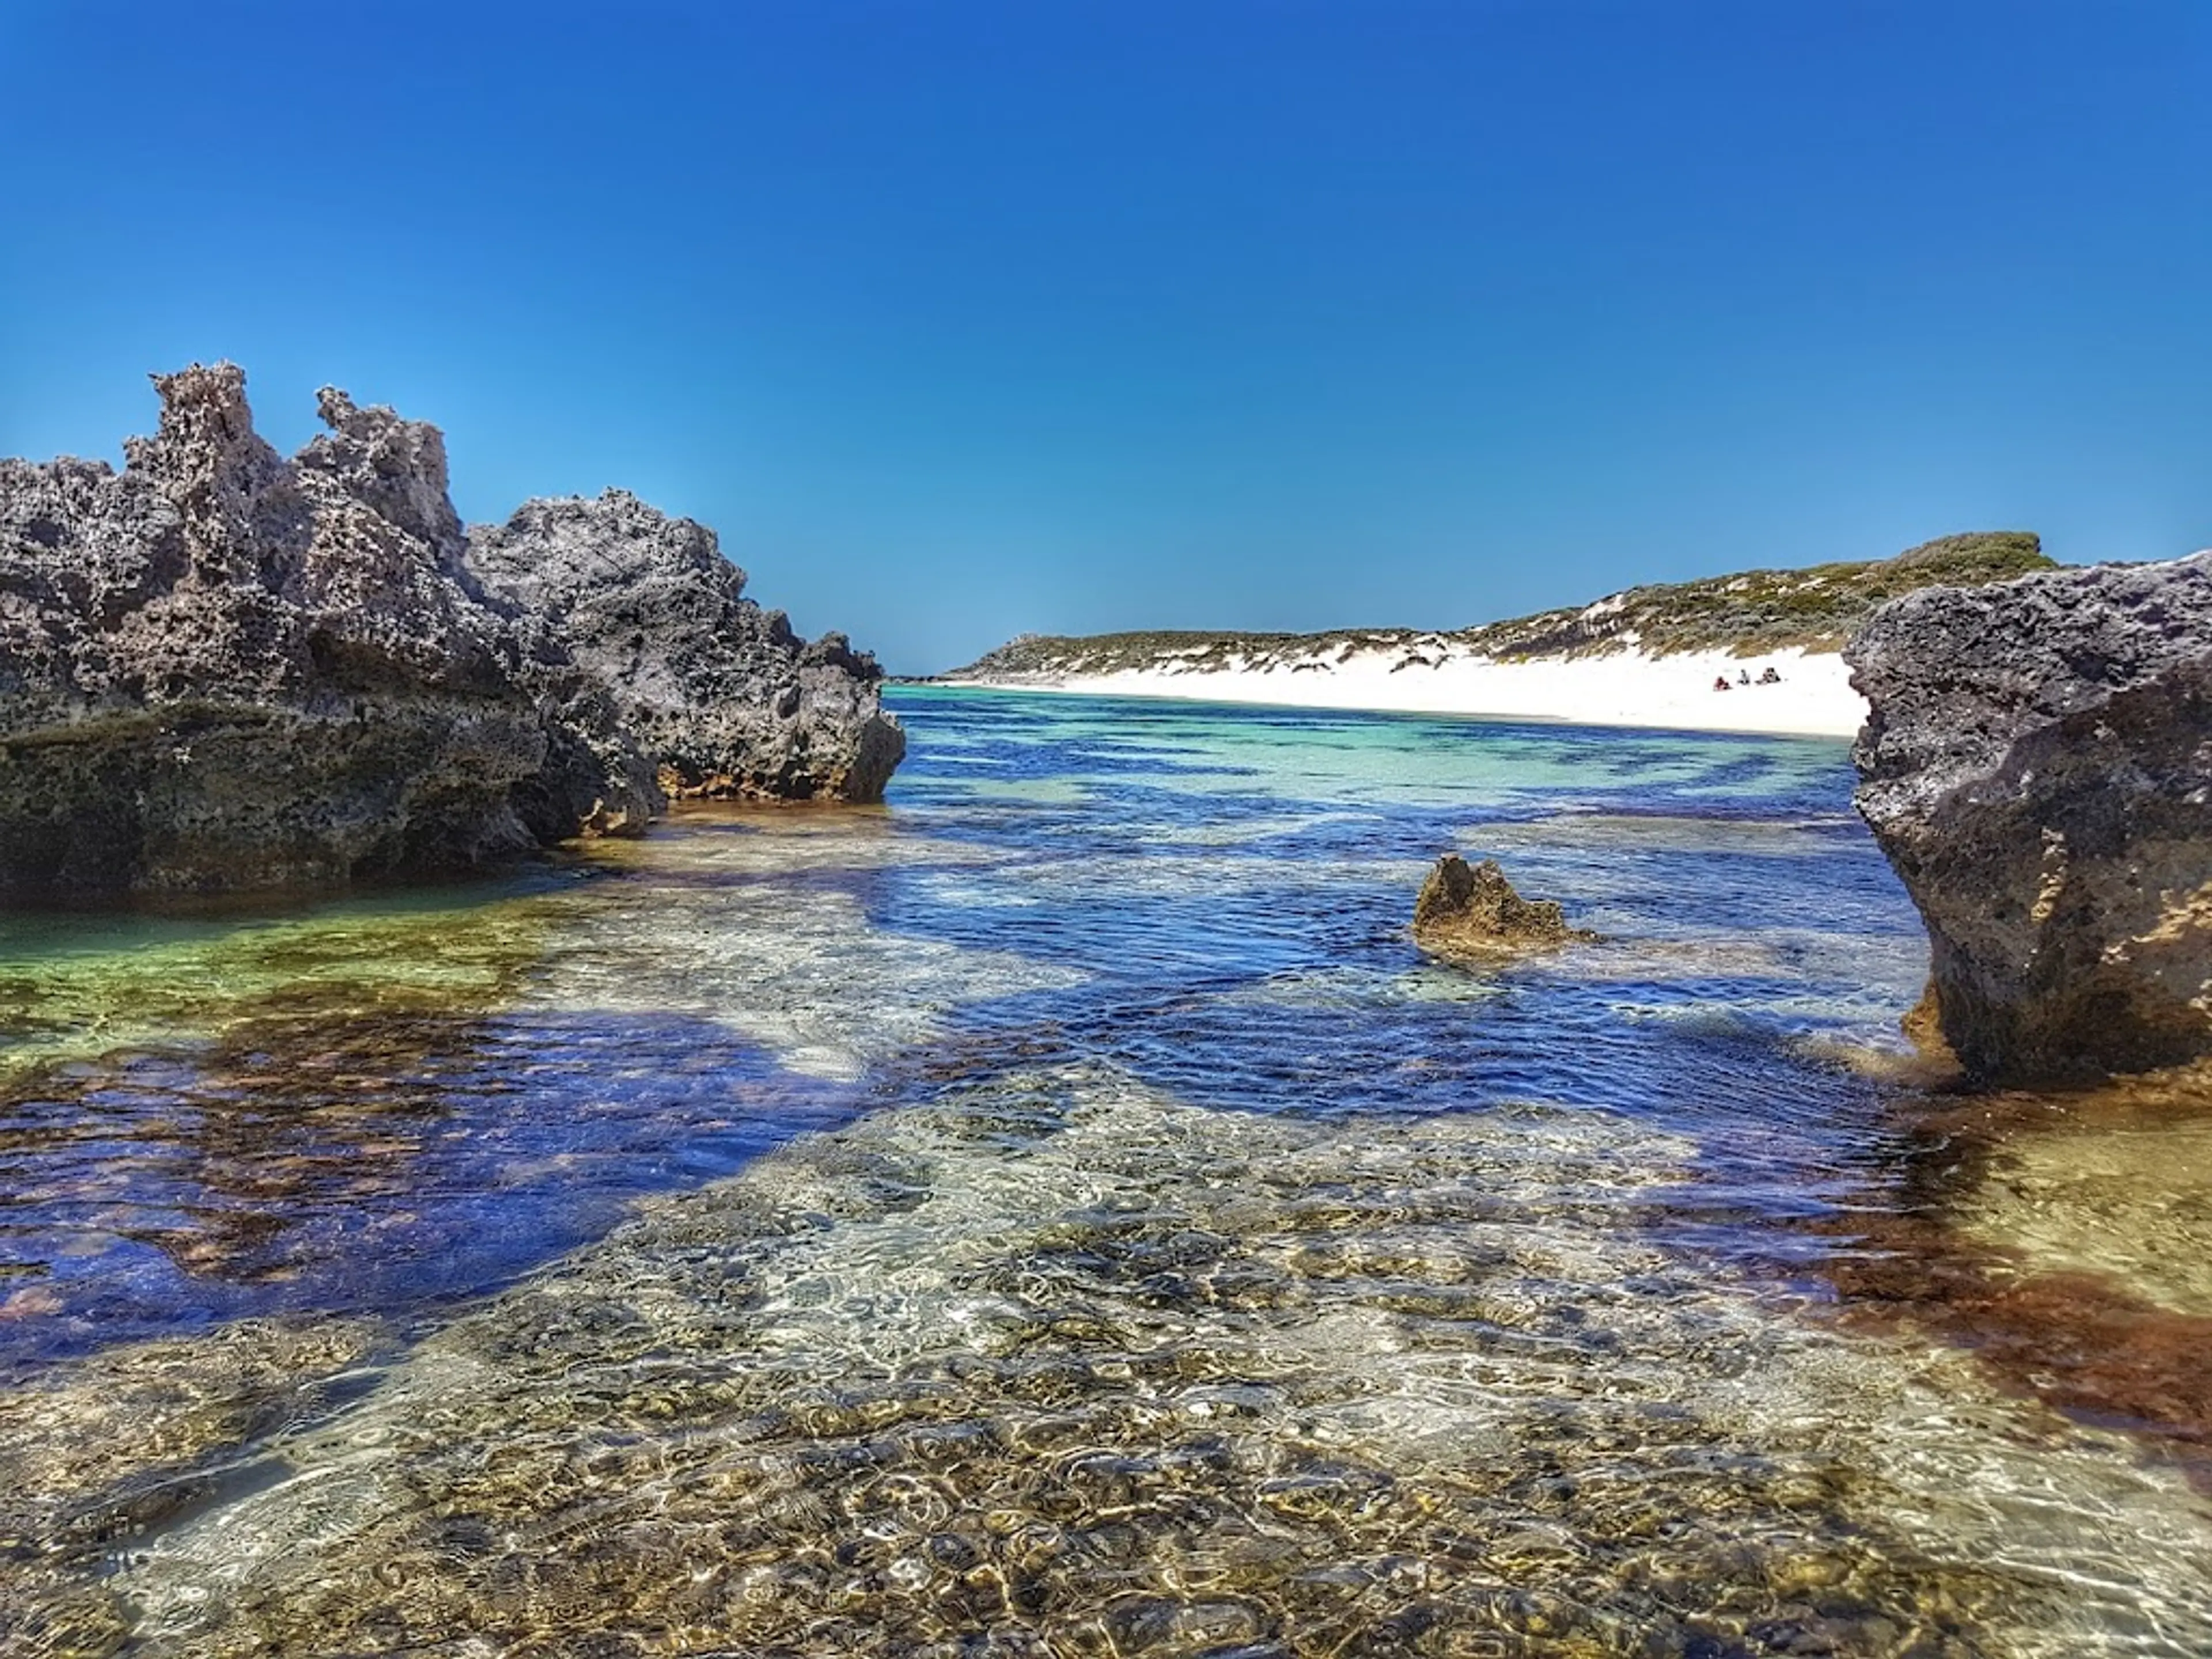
[0,364,656,897]
[1412,854,1598,956]
[465,491,904,802]
[1849,553,2212,1082]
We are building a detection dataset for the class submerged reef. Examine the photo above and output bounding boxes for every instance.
[31,1069,2202,1657]
[1412,854,1598,957]
[0,365,900,897]
[1849,552,2212,1083]
[467,490,904,802]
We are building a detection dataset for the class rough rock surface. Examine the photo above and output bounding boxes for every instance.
[0,365,657,896]
[1412,854,1598,955]
[1849,554,2212,1082]
[465,492,904,803]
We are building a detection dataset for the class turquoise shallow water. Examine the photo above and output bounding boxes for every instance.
[2,687,2210,1656]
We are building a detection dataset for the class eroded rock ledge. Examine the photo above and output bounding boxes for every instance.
[0,365,901,897]
[1848,553,2212,1083]
[465,491,904,804]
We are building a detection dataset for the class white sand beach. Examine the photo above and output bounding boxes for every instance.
[960,642,1867,739]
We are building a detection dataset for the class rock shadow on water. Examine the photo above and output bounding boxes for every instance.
[1805,1059,2212,1492]
[0,802,1081,1376]
[0,987,861,1375]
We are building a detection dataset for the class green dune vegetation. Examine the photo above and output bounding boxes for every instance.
[945,531,2056,679]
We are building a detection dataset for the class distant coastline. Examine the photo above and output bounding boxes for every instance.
[929,643,1865,738]
[931,532,2054,741]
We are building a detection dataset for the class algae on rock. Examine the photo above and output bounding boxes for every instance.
[1412,853,1598,957]
[99,1069,2146,1659]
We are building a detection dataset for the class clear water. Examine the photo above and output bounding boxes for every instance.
[2,687,2209,1657]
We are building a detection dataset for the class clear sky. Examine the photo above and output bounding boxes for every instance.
[3,2,2207,673]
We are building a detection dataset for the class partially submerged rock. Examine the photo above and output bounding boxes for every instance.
[0,365,904,898]
[1412,854,1598,956]
[465,491,904,802]
[1849,553,2212,1083]
[0,364,655,896]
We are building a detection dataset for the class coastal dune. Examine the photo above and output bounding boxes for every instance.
[942,532,2055,743]
[971,639,1865,738]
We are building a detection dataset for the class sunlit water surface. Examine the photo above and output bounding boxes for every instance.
[2,688,2209,1657]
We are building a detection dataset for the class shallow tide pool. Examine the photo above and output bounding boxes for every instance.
[3,687,2209,1657]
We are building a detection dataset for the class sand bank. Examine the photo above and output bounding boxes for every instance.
[957,642,1866,738]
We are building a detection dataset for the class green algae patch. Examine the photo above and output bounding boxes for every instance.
[0,810,1059,1094]
[0,880,571,1089]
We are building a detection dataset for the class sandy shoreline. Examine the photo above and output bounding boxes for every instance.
[946,642,1867,739]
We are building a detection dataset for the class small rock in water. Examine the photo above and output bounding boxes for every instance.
[1411,854,1598,956]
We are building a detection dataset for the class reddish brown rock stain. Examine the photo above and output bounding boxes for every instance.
[1816,1066,2212,1491]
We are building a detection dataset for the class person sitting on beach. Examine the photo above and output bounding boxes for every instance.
[1759,665,1781,684]
[1738,668,1751,686]
[1713,676,1732,691]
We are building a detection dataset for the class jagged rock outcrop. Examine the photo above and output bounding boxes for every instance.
[1412,854,1598,956]
[465,491,904,802]
[1849,554,2212,1083]
[0,364,906,897]
[0,364,657,896]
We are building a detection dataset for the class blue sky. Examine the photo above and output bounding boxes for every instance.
[3,2,2207,673]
